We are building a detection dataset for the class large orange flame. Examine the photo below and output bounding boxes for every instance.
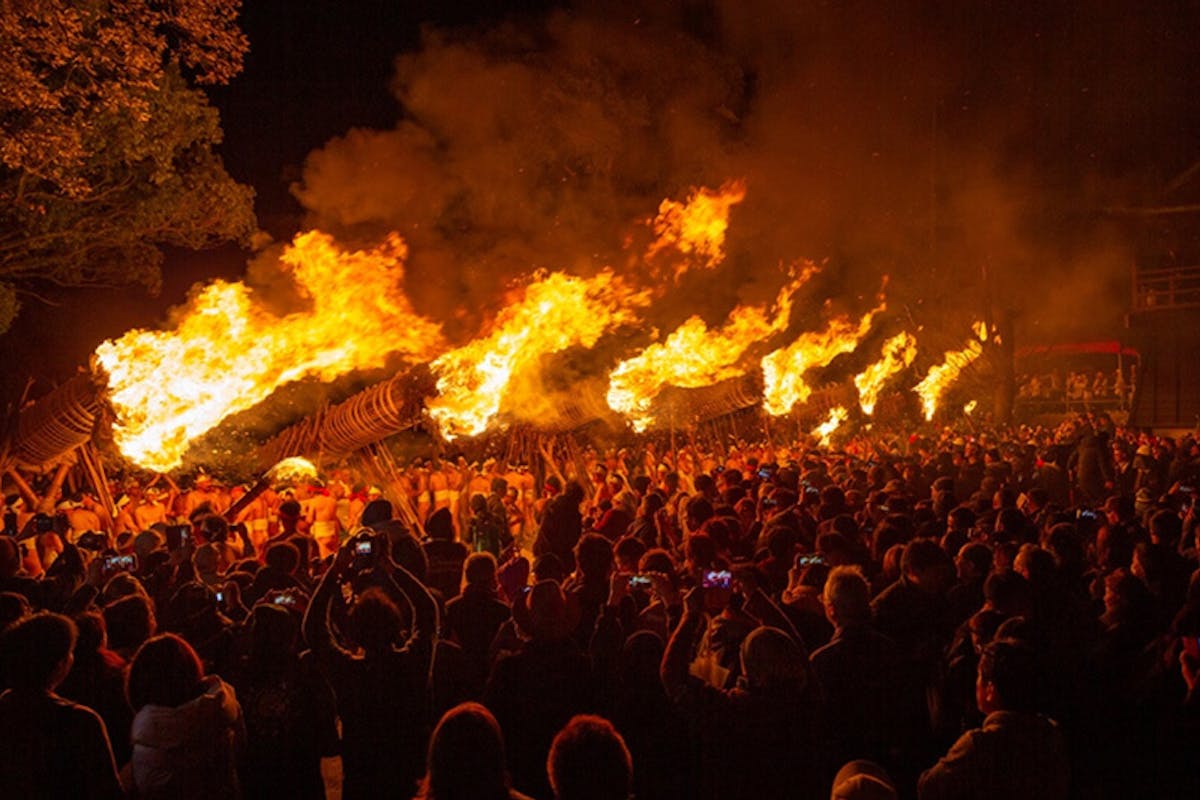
[760,303,884,416]
[647,180,747,278]
[854,332,917,415]
[95,231,444,471]
[812,406,849,446]
[606,266,815,431]
[427,270,649,439]
[912,322,988,422]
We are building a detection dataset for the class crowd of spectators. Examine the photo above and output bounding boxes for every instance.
[1017,367,1135,411]
[2,410,1200,798]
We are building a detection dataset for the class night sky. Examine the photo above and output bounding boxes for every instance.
[2,0,1197,404]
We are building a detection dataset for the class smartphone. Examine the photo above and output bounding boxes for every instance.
[101,554,135,574]
[267,591,297,607]
[702,570,732,590]
[215,591,224,603]
[1076,509,1098,521]
[627,574,653,591]
[34,514,55,533]
[165,524,191,551]
[355,539,373,556]
[797,554,826,567]
[758,469,772,480]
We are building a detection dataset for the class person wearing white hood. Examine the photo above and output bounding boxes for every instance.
[126,633,244,799]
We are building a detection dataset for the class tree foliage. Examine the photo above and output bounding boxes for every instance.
[0,0,256,332]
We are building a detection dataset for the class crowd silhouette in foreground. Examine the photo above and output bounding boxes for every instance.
[2,410,1200,799]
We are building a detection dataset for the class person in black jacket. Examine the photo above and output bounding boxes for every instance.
[303,535,438,800]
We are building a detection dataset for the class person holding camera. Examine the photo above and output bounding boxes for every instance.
[303,529,438,800]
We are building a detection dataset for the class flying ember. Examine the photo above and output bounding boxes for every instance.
[94,231,444,472]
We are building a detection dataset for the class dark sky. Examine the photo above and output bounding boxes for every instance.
[210,0,558,233]
[2,0,1198,403]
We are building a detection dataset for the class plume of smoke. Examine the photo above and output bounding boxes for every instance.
[292,0,1196,357]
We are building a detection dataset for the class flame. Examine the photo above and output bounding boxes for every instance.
[267,456,319,484]
[912,322,988,421]
[428,270,648,439]
[760,303,884,416]
[607,266,815,431]
[812,406,849,446]
[963,400,978,415]
[647,180,747,278]
[95,231,444,471]
[854,332,917,415]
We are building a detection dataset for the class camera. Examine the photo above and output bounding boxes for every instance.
[702,569,732,590]
[350,530,379,571]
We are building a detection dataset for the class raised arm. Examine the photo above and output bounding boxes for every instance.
[302,546,355,663]
[660,585,706,703]
[379,554,438,675]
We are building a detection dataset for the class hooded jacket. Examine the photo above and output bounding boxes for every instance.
[130,675,244,800]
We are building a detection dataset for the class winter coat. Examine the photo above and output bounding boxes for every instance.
[129,675,243,800]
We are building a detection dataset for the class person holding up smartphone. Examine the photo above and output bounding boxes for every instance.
[302,535,437,800]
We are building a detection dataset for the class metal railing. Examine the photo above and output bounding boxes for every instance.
[1133,264,1200,311]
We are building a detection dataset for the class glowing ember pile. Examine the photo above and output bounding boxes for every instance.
[427,270,649,439]
[854,332,918,415]
[812,406,849,446]
[913,322,989,422]
[646,180,747,277]
[606,267,814,431]
[266,456,319,484]
[95,232,444,471]
[760,303,884,416]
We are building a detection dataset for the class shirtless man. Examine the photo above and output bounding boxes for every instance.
[430,463,452,517]
[505,463,536,547]
[230,484,271,552]
[64,495,105,540]
[468,461,492,501]
[134,487,169,529]
[182,473,221,518]
[448,459,467,534]
[346,484,372,531]
[111,494,138,536]
[412,460,432,524]
[303,480,342,559]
